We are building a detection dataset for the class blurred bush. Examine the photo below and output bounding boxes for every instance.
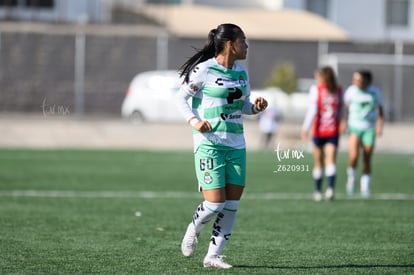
[265,63,298,95]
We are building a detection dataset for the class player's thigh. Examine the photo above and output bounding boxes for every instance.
[312,144,323,168]
[348,133,360,159]
[324,137,338,165]
[225,184,244,201]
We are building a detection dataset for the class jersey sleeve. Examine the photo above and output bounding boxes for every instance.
[344,85,355,105]
[180,65,207,97]
[175,65,208,122]
[302,85,318,131]
[175,88,195,122]
[370,85,384,107]
[242,75,254,115]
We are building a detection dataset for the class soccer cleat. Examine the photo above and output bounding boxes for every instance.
[313,191,322,202]
[181,223,199,257]
[360,183,371,198]
[361,190,371,198]
[325,187,334,200]
[203,255,232,269]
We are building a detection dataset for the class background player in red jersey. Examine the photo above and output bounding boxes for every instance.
[301,66,344,201]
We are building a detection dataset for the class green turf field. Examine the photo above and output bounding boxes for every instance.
[0,149,413,274]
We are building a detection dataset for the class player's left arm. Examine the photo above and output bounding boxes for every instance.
[374,87,385,137]
[338,87,347,134]
[241,96,267,115]
[376,105,384,137]
[339,102,350,135]
[241,78,267,115]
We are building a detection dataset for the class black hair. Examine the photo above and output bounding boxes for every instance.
[179,23,244,83]
[357,70,373,86]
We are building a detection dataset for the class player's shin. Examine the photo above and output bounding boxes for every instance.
[206,200,240,256]
[346,167,356,195]
[326,164,336,188]
[192,201,225,233]
[312,168,323,191]
[360,174,371,198]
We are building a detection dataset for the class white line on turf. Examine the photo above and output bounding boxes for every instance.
[0,190,413,200]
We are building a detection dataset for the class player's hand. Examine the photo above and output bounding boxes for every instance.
[301,131,308,142]
[376,126,383,137]
[194,120,212,133]
[254,97,268,112]
[339,120,347,134]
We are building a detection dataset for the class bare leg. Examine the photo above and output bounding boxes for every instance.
[324,143,337,199]
[360,145,374,197]
[346,134,360,195]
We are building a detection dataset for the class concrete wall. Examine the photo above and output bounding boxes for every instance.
[1,26,413,121]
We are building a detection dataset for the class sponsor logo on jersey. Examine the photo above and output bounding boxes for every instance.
[220,113,242,121]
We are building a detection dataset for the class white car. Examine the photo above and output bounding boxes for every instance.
[121,71,308,123]
[121,70,186,122]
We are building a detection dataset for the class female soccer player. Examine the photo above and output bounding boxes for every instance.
[175,23,267,269]
[301,66,344,201]
[343,70,384,198]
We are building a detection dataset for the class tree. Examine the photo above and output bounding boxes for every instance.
[265,63,298,94]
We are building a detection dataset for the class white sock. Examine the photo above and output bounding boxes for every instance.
[325,165,336,177]
[207,200,240,256]
[360,174,371,193]
[192,201,225,234]
[347,167,356,185]
[312,168,322,180]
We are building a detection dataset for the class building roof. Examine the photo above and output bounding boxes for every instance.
[136,5,348,41]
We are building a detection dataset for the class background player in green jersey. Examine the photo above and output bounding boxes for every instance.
[175,23,267,269]
[343,70,384,198]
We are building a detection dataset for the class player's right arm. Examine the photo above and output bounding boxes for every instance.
[175,65,212,132]
[340,85,355,134]
[301,85,318,141]
[370,86,385,137]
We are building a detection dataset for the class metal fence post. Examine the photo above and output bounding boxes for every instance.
[393,40,403,122]
[156,34,168,70]
[74,31,86,115]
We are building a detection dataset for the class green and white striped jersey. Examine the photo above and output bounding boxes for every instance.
[345,85,383,130]
[180,58,253,151]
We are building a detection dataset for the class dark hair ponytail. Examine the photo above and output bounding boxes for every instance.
[179,23,243,83]
[179,28,217,83]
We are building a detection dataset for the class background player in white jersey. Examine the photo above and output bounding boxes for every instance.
[301,66,344,201]
[343,70,384,197]
[259,105,281,149]
[175,23,267,269]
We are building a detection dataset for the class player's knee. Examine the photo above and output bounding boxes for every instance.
[224,200,240,212]
[204,201,225,214]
